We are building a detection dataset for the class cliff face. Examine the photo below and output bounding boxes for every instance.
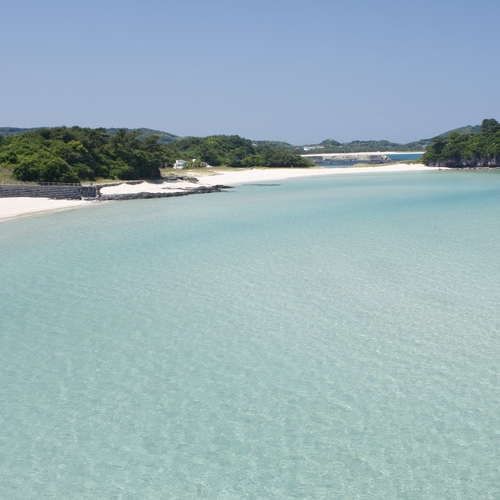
[425,154,500,168]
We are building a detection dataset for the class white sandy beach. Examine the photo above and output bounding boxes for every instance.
[0,197,93,222]
[98,179,200,196]
[0,164,445,222]
[196,163,444,186]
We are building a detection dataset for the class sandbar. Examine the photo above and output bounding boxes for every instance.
[195,163,445,186]
[0,164,446,221]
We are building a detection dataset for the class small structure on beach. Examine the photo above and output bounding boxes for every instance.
[173,159,212,169]
[173,159,187,169]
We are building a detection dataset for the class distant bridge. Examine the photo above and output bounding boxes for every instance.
[301,151,424,166]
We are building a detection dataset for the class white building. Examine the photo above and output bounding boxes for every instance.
[173,159,187,169]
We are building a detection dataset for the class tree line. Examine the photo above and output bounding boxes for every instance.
[422,119,500,167]
[301,138,428,154]
[0,127,313,183]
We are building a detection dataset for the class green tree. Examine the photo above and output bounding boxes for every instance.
[422,118,500,167]
[481,118,500,136]
[260,148,313,167]
[13,150,78,183]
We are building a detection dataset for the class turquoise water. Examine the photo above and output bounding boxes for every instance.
[386,153,423,162]
[1,170,500,499]
[324,153,423,168]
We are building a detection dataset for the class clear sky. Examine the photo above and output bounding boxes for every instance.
[2,0,499,144]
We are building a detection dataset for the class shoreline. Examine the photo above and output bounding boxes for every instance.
[0,163,445,222]
[0,198,94,223]
[195,163,444,186]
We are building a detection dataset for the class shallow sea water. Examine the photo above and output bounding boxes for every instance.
[1,170,499,498]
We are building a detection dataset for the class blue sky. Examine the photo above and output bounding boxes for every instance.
[2,0,499,144]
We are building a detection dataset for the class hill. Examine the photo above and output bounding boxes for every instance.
[0,127,179,144]
[0,123,486,153]
[300,138,429,154]
[106,127,178,144]
[422,118,500,167]
[438,124,482,138]
[0,127,40,137]
[299,124,485,155]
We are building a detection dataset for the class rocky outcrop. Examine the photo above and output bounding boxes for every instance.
[426,154,500,168]
[97,185,232,201]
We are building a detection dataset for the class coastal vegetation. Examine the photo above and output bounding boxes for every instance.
[170,135,313,168]
[2,120,498,183]
[422,119,500,167]
[0,127,165,183]
[0,127,312,183]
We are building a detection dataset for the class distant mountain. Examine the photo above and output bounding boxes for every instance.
[253,140,296,152]
[301,124,483,154]
[0,126,178,144]
[105,127,178,144]
[0,123,483,150]
[437,124,482,138]
[0,127,40,136]
[301,138,429,154]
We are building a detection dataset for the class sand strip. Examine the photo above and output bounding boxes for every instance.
[195,163,446,186]
[0,198,92,223]
[0,164,445,221]
[98,180,201,196]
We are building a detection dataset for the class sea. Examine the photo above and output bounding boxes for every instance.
[385,153,423,162]
[323,153,423,168]
[1,169,499,499]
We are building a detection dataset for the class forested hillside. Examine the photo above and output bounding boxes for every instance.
[0,127,312,183]
[0,126,178,143]
[299,124,487,154]
[422,119,500,167]
[301,138,429,154]
[170,135,311,168]
[2,120,496,183]
[0,127,165,182]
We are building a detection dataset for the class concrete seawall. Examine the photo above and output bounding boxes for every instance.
[0,184,98,200]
